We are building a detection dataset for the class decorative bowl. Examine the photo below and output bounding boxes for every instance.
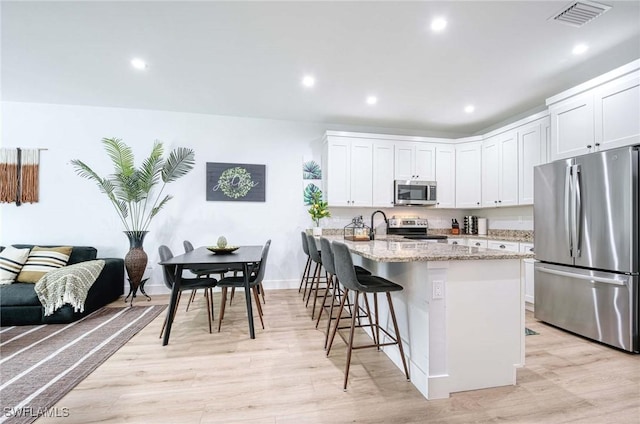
[206,246,239,254]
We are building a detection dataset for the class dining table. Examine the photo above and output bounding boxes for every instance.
[158,245,264,346]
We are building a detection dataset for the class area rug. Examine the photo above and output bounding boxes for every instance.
[0,305,165,424]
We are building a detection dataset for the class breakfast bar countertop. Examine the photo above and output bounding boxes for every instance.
[322,236,533,262]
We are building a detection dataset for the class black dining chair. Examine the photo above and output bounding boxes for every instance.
[183,240,234,311]
[216,240,271,332]
[315,237,372,349]
[327,241,410,391]
[158,245,218,337]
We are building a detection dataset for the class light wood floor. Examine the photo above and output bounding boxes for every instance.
[38,289,639,424]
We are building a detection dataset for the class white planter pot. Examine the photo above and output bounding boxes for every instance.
[312,227,322,236]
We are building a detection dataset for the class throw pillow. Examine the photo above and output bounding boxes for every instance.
[16,246,73,283]
[0,246,31,284]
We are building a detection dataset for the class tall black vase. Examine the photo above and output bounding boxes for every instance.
[123,231,150,305]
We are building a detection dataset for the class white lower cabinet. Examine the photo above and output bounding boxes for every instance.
[467,239,488,248]
[519,243,535,306]
[487,240,519,252]
[447,238,465,246]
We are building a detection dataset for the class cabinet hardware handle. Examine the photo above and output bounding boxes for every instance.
[452,241,458,245]
[529,248,534,252]
[499,244,506,249]
[494,200,498,204]
[477,202,480,205]
[587,145,592,149]
[475,242,481,246]
[595,143,600,147]
[498,200,502,203]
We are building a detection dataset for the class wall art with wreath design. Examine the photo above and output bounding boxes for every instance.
[206,162,265,202]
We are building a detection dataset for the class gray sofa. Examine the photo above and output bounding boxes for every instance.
[0,245,124,325]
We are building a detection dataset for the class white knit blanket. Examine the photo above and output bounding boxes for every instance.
[34,260,105,316]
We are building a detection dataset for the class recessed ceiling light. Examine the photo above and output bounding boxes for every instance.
[431,18,447,32]
[366,96,378,105]
[464,105,475,113]
[131,58,147,70]
[302,75,315,87]
[572,44,589,55]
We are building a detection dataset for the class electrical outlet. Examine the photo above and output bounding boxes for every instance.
[433,280,444,300]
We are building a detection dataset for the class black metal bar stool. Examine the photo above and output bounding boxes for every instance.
[315,237,372,349]
[299,232,314,299]
[305,233,328,320]
[327,241,410,391]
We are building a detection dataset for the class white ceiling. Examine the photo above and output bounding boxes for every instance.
[2,1,640,136]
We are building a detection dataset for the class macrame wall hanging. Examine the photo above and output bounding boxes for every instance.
[0,148,42,206]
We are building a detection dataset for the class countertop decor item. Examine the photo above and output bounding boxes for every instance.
[206,246,239,254]
[308,190,330,233]
[71,137,195,305]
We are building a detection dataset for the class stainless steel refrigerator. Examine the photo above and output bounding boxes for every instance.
[534,145,639,352]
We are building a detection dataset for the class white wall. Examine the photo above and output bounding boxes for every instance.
[1,102,334,293]
[1,101,533,294]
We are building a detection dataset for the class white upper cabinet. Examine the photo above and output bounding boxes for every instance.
[482,131,518,207]
[594,71,640,151]
[549,92,595,160]
[547,61,639,161]
[372,141,395,208]
[394,142,435,181]
[435,144,456,208]
[324,136,373,207]
[455,141,482,208]
[518,118,548,205]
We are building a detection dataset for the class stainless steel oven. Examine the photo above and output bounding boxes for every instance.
[394,180,437,206]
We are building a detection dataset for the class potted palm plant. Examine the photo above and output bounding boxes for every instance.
[308,191,331,236]
[71,137,195,302]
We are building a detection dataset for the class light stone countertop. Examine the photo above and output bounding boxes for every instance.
[321,236,533,263]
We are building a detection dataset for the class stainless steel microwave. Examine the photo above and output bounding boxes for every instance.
[394,180,437,206]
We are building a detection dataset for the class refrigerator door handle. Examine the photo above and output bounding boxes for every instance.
[573,164,582,257]
[565,165,573,256]
[537,267,628,286]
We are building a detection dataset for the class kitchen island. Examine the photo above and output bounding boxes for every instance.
[330,236,531,400]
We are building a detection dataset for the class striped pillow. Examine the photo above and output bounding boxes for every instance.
[16,246,73,283]
[0,246,31,284]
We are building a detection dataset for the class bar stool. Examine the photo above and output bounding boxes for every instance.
[315,237,372,349]
[305,233,328,320]
[299,232,314,299]
[327,241,410,391]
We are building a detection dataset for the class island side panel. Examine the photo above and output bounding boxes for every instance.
[446,259,524,393]
[353,255,524,400]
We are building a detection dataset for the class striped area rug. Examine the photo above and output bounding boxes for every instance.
[0,305,165,424]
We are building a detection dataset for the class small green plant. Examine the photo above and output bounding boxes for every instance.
[71,137,195,232]
[307,191,331,227]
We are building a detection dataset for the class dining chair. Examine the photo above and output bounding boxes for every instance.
[216,240,271,332]
[158,245,218,337]
[183,240,234,311]
[327,241,410,391]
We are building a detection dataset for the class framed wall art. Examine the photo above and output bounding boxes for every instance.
[206,162,265,202]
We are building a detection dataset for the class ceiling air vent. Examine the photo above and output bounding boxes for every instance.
[550,1,612,27]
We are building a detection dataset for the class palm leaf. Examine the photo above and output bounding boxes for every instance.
[161,147,195,183]
[150,194,173,219]
[138,141,164,193]
[102,137,135,177]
